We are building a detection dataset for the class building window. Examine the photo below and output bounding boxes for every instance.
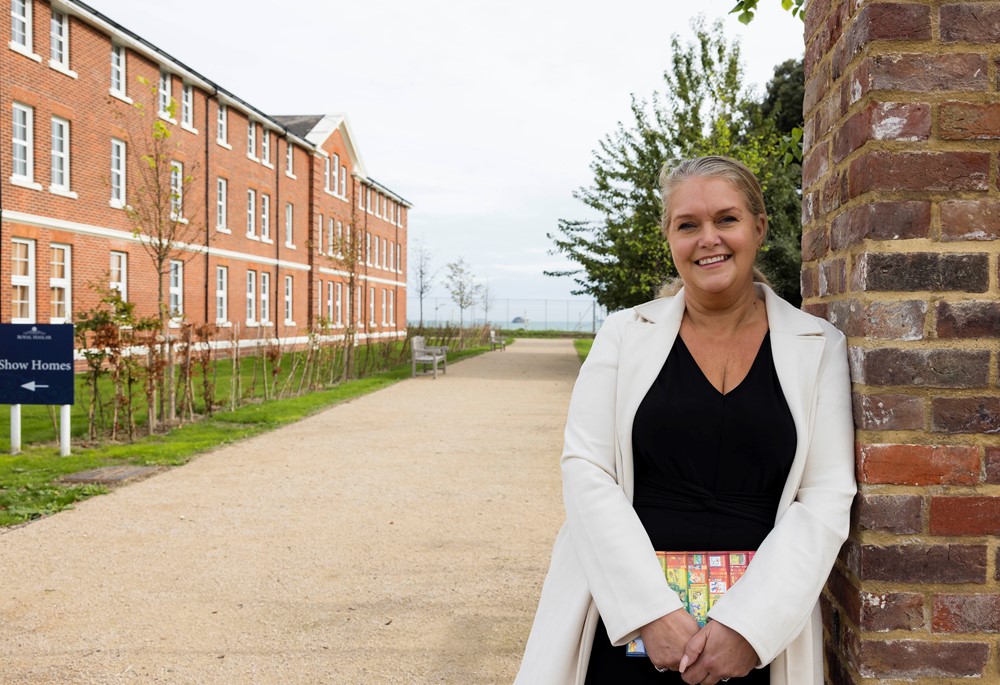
[261,129,270,164]
[158,71,172,118]
[260,272,270,323]
[246,120,256,159]
[326,281,334,321]
[357,286,362,325]
[181,84,194,128]
[110,251,127,300]
[381,238,388,269]
[284,275,293,324]
[284,202,294,247]
[358,184,364,209]
[373,235,379,269]
[245,270,256,323]
[332,154,340,195]
[11,238,35,323]
[285,144,293,176]
[365,232,371,265]
[110,137,126,206]
[10,0,32,53]
[11,102,34,183]
[260,193,270,241]
[168,260,183,317]
[368,286,376,325]
[366,186,372,213]
[110,44,126,96]
[215,266,228,323]
[216,103,227,144]
[339,166,346,197]
[50,116,70,192]
[49,9,68,70]
[216,177,227,230]
[246,189,256,237]
[324,156,331,192]
[388,290,395,325]
[328,218,335,254]
[335,282,343,325]
[375,192,381,218]
[317,214,324,254]
[381,288,387,324]
[389,242,395,273]
[170,161,183,219]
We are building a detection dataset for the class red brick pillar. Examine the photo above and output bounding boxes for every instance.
[802,1,1000,682]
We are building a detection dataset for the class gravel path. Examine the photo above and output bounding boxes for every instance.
[0,338,578,684]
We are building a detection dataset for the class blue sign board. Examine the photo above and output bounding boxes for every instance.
[0,324,75,405]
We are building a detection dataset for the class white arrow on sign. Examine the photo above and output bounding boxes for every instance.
[21,381,50,392]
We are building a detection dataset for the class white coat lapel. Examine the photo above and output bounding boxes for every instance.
[761,284,828,516]
[614,293,686,501]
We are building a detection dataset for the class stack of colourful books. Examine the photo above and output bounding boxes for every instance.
[626,551,755,657]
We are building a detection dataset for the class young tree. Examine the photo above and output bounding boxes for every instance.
[115,77,205,426]
[444,258,482,328]
[412,240,438,327]
[480,278,495,328]
[547,19,802,309]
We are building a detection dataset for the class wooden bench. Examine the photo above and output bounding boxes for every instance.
[489,330,506,351]
[411,336,447,379]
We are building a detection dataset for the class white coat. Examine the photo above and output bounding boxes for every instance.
[515,284,856,685]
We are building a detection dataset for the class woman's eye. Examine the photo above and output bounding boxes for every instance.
[677,222,696,231]
[719,216,737,224]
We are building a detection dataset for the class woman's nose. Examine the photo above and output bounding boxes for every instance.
[698,224,721,247]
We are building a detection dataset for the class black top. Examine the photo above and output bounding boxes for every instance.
[585,332,796,685]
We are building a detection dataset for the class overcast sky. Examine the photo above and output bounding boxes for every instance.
[85,0,805,304]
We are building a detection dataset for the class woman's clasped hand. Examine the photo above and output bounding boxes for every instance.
[643,613,756,684]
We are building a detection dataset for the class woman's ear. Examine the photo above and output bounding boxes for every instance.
[756,214,768,246]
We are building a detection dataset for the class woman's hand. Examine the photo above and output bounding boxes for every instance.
[639,608,701,673]
[678,620,759,684]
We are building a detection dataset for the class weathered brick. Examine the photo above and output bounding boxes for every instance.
[830,201,931,250]
[844,4,932,64]
[805,59,831,115]
[931,496,1000,535]
[856,639,989,678]
[801,190,819,227]
[851,544,986,584]
[854,252,989,293]
[854,348,989,388]
[936,301,1000,338]
[940,200,1000,241]
[819,258,847,296]
[821,170,846,213]
[803,142,830,189]
[848,151,989,196]
[805,0,833,42]
[802,227,829,262]
[801,264,819,299]
[858,443,979,485]
[933,594,1000,633]
[852,492,923,533]
[834,102,931,162]
[985,447,1000,485]
[940,102,1000,140]
[862,591,925,632]
[853,393,925,431]
[848,54,989,105]
[827,565,863,625]
[932,397,1000,434]
[829,299,925,340]
[802,302,828,320]
[941,3,1000,43]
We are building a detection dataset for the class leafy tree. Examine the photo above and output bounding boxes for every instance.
[443,258,482,328]
[730,0,805,23]
[548,19,803,309]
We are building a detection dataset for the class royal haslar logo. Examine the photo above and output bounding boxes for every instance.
[16,326,53,342]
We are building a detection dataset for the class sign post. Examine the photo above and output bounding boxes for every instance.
[0,324,75,455]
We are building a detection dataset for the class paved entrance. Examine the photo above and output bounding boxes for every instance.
[0,339,579,684]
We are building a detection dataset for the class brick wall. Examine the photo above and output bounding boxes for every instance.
[803,1,1000,682]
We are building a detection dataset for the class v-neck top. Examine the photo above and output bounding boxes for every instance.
[631,332,797,552]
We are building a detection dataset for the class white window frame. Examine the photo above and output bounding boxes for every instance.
[49,8,74,77]
[365,232,371,265]
[388,290,394,325]
[358,184,364,209]
[49,115,73,195]
[170,160,183,220]
[366,186,372,213]
[260,271,270,323]
[158,71,174,121]
[216,103,229,146]
[283,275,294,325]
[339,166,346,198]
[168,259,183,319]
[389,242,395,273]
[285,143,294,177]
[381,288,387,325]
[396,242,401,271]
[284,202,294,247]
[110,137,126,207]
[335,282,343,326]
[49,244,71,323]
[324,156,332,193]
[11,102,38,188]
[110,44,128,100]
[317,214,324,254]
[215,265,228,324]
[246,188,256,238]
[332,154,340,196]
[375,192,381,218]
[357,285,362,325]
[368,286,376,325]
[327,218,335,254]
[246,119,257,160]
[11,237,36,323]
[216,177,228,232]
[381,238,388,269]
[261,128,270,166]
[326,281,334,322]
[10,0,37,59]
[260,193,271,242]
[373,235,379,269]
[245,270,257,324]
[181,84,196,132]
[110,250,127,300]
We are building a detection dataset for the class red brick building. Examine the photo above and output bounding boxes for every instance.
[1,0,409,347]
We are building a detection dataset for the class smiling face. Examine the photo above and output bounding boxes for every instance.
[665,175,767,301]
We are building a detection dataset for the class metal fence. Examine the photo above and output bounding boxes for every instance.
[407,297,607,333]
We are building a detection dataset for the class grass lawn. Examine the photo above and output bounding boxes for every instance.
[573,339,593,363]
[0,345,490,528]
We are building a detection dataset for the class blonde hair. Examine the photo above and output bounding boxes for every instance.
[657,155,770,298]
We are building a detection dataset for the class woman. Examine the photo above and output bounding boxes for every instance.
[515,156,855,685]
